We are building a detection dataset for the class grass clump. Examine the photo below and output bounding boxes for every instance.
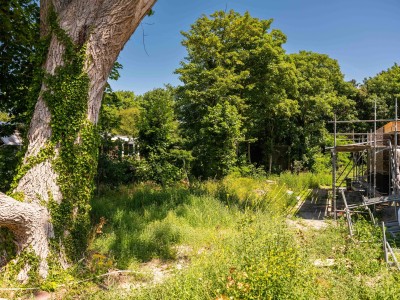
[199,174,301,213]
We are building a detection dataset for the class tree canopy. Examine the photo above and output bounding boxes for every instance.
[176,10,297,177]
[289,51,357,168]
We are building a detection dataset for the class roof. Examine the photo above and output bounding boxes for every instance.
[1,134,23,146]
[0,122,23,146]
[110,135,135,144]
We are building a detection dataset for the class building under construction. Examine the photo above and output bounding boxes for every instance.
[330,103,400,268]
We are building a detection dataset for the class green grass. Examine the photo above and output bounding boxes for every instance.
[84,176,312,299]
[127,212,311,300]
[89,184,244,268]
[4,172,400,299]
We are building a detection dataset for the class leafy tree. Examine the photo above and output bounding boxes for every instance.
[113,91,140,137]
[114,90,137,109]
[0,112,9,122]
[99,90,140,137]
[194,101,242,178]
[289,51,357,169]
[137,87,190,185]
[99,92,123,136]
[362,63,400,121]
[117,106,141,137]
[97,88,141,188]
[176,10,297,177]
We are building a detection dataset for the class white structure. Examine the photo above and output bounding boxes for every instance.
[110,135,137,157]
[0,122,23,146]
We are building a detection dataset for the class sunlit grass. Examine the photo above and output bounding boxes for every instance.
[11,172,400,299]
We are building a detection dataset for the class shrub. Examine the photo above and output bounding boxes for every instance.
[96,154,136,187]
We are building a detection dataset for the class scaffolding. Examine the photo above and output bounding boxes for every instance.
[330,99,400,268]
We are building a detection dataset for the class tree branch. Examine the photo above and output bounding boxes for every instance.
[0,192,51,280]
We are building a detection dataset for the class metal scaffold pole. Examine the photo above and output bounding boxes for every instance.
[374,99,377,198]
[395,98,398,195]
[333,114,337,220]
[369,129,372,199]
[395,98,398,221]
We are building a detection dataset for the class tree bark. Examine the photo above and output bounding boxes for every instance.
[0,0,156,281]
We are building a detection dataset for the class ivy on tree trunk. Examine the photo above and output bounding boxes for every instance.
[0,0,157,282]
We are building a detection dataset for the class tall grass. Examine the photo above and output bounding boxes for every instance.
[90,184,241,268]
[199,172,326,213]
[38,172,400,300]
[127,212,313,300]
[82,174,323,299]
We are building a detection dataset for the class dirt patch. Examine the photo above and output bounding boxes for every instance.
[116,245,192,292]
[287,218,328,231]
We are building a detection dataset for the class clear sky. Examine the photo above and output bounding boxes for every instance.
[109,0,400,95]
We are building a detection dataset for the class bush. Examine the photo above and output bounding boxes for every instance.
[96,154,136,187]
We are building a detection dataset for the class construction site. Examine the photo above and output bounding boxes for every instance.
[329,101,400,269]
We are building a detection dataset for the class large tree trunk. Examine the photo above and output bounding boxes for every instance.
[0,0,156,281]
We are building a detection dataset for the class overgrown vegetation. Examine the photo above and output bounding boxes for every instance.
[1,173,396,299]
[87,180,400,299]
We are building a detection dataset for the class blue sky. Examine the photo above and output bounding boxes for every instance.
[109,0,400,95]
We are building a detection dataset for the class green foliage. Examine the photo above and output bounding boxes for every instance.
[0,112,10,122]
[195,101,242,178]
[98,87,191,188]
[117,106,140,137]
[97,154,136,187]
[362,63,400,122]
[3,247,40,285]
[137,88,191,185]
[96,90,141,188]
[99,92,123,136]
[0,228,17,268]
[114,90,137,109]
[50,122,99,259]
[99,90,140,137]
[0,146,22,192]
[176,10,297,176]
[289,51,357,169]
[0,0,40,125]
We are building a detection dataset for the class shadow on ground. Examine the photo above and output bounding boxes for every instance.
[294,189,330,220]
